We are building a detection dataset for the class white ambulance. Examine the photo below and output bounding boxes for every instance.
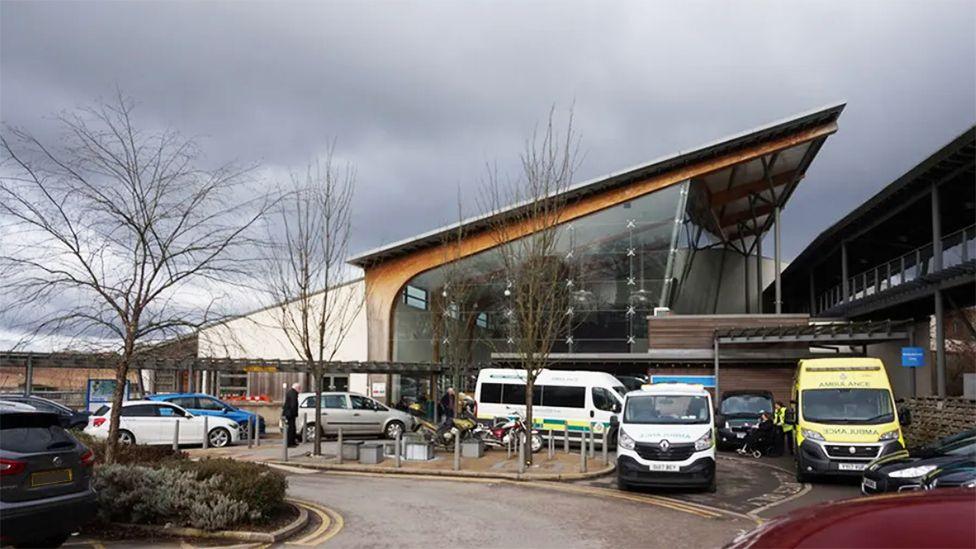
[611,383,716,491]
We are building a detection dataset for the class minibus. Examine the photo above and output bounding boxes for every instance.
[611,383,716,491]
[789,357,910,482]
[474,369,625,441]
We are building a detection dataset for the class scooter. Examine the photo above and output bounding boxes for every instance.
[408,402,478,448]
[472,411,544,453]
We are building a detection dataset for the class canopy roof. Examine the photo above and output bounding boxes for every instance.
[350,102,845,267]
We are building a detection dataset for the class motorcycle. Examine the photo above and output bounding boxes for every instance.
[407,402,478,448]
[472,411,544,453]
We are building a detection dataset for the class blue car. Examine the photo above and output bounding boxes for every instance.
[147,393,266,436]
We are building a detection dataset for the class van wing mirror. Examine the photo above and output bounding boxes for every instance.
[612,402,621,414]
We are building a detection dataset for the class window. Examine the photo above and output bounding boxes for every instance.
[404,285,428,310]
[195,398,226,411]
[541,386,585,408]
[350,395,374,410]
[624,395,710,424]
[0,413,75,453]
[158,405,188,417]
[500,384,541,405]
[324,395,348,409]
[480,383,503,404]
[476,312,489,328]
[121,404,159,417]
[591,387,618,412]
[171,397,196,409]
[801,389,893,424]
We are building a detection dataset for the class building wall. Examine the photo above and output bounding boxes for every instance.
[196,279,369,401]
[866,320,932,399]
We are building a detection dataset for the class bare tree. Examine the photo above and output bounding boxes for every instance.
[0,94,268,463]
[262,150,361,456]
[481,109,580,465]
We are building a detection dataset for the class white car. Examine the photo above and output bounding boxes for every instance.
[84,400,241,448]
[297,392,415,440]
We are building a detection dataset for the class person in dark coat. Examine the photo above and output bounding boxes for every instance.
[439,387,456,424]
[283,382,300,447]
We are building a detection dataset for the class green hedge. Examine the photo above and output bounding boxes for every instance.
[73,432,187,465]
[166,459,287,519]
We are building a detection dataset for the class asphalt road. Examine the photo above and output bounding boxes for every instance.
[287,472,757,549]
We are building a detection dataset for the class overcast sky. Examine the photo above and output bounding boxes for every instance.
[1,1,974,347]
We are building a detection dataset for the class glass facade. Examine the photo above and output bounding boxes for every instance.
[392,182,692,370]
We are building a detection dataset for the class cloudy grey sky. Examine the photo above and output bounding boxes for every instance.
[1,1,974,346]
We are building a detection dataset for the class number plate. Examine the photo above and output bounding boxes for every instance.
[862,477,877,490]
[649,463,680,472]
[735,432,746,439]
[838,462,867,471]
[30,468,73,487]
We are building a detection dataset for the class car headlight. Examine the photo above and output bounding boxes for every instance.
[879,429,900,442]
[694,430,713,451]
[890,465,938,479]
[618,429,635,450]
[801,428,824,441]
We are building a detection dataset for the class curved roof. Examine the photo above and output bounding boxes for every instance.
[349,102,845,267]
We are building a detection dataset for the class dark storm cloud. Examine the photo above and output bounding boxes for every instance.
[1,1,974,302]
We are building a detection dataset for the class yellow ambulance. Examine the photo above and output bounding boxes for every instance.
[788,357,910,482]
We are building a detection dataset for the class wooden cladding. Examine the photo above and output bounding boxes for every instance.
[647,365,795,404]
[647,314,809,349]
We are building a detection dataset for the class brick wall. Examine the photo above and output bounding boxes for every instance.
[903,397,976,448]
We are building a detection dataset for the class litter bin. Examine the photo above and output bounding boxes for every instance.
[461,439,485,458]
[341,440,364,461]
[405,441,434,461]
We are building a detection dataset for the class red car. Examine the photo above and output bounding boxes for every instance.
[727,489,976,548]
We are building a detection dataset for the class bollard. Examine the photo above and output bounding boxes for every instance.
[337,428,343,464]
[247,416,254,449]
[282,422,289,462]
[579,430,587,473]
[202,415,209,449]
[548,429,554,460]
[563,428,569,453]
[518,436,525,475]
[395,432,402,468]
[172,419,180,451]
[589,425,595,459]
[300,413,307,443]
[602,426,609,465]
[453,434,460,471]
[255,419,260,447]
[507,435,512,459]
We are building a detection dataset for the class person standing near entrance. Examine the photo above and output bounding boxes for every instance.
[774,401,794,455]
[283,382,300,447]
[439,387,456,424]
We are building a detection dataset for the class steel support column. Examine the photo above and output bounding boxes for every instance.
[25,355,33,396]
[932,183,943,271]
[744,252,750,314]
[756,235,763,314]
[908,328,917,398]
[808,271,816,315]
[774,206,782,314]
[713,338,720,401]
[841,241,849,304]
[935,289,946,398]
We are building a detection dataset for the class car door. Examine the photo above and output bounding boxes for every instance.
[157,403,202,444]
[320,394,352,435]
[119,404,164,444]
[349,395,383,434]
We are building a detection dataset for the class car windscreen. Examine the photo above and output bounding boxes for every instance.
[0,413,77,453]
[720,395,772,416]
[623,395,710,424]
[801,389,894,424]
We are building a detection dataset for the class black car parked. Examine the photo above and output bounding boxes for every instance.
[861,429,976,494]
[715,390,774,450]
[0,394,90,430]
[0,409,97,547]
[923,458,976,490]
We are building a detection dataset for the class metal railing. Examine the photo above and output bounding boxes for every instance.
[817,224,975,314]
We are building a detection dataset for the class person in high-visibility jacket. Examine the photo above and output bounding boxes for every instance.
[774,401,793,456]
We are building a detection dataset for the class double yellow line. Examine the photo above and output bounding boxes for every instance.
[287,499,344,546]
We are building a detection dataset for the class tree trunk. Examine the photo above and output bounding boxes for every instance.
[313,366,323,456]
[104,341,134,464]
[524,376,534,466]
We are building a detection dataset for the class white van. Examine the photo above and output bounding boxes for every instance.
[612,383,716,491]
[474,369,625,441]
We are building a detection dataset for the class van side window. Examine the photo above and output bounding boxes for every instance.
[542,386,585,408]
[499,384,541,405]
[480,383,503,404]
[591,387,617,412]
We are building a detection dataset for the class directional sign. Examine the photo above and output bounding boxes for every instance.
[901,347,925,368]
[650,375,716,388]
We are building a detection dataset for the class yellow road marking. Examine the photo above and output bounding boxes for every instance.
[287,499,344,546]
[312,469,751,522]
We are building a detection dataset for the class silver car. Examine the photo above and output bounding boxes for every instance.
[297,392,414,440]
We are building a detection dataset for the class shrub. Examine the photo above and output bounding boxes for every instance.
[167,459,287,520]
[93,464,250,531]
[73,432,187,465]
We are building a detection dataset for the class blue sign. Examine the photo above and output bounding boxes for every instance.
[650,375,716,388]
[901,347,925,368]
[85,379,130,412]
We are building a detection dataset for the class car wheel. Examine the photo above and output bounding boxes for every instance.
[208,427,231,448]
[385,420,405,440]
[13,532,70,548]
[118,429,135,445]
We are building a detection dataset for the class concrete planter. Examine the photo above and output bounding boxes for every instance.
[405,441,434,461]
[461,439,484,458]
[359,442,384,465]
[341,441,363,461]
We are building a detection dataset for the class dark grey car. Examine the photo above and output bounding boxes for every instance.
[0,409,96,547]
